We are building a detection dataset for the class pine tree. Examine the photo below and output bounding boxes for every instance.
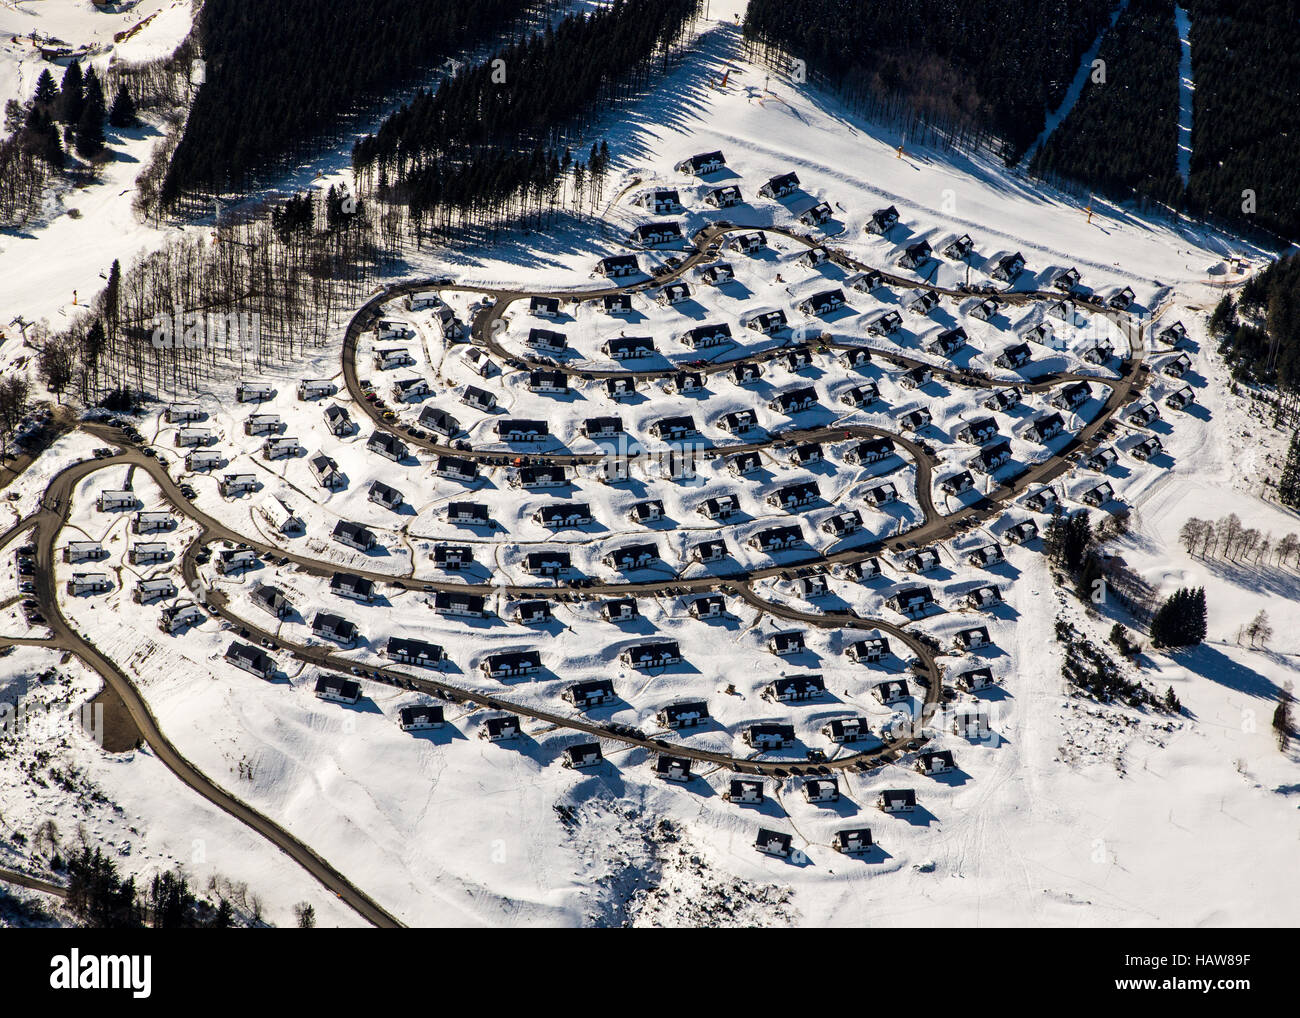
[34,68,58,106]
[1208,293,1237,341]
[1151,587,1208,648]
[1164,686,1181,713]
[108,83,138,128]
[1279,431,1300,510]
[57,62,84,126]
[75,71,107,158]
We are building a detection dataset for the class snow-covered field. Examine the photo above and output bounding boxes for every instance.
[1,2,1297,928]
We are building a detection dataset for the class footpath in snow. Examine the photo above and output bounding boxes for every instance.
[1174,6,1194,186]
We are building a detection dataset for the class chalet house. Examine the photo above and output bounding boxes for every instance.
[697,495,739,520]
[433,591,488,617]
[901,547,941,573]
[847,637,890,663]
[763,674,826,702]
[244,413,283,436]
[1108,286,1136,310]
[166,403,204,423]
[798,575,830,599]
[629,221,682,247]
[822,716,870,743]
[235,382,274,403]
[312,612,359,646]
[399,705,445,731]
[728,231,767,253]
[387,638,445,668]
[953,708,991,737]
[800,245,830,268]
[599,255,640,279]
[604,543,658,571]
[446,501,489,525]
[374,319,414,341]
[848,437,894,464]
[528,370,568,394]
[767,481,819,510]
[900,365,933,389]
[175,426,216,448]
[887,585,935,614]
[728,450,763,476]
[1053,267,1081,292]
[799,289,846,316]
[1023,488,1053,513]
[563,679,616,710]
[803,777,840,804]
[436,455,479,482]
[944,234,974,260]
[956,417,999,445]
[1158,321,1189,347]
[676,150,726,175]
[653,282,691,307]
[1131,435,1163,461]
[822,509,862,537]
[725,779,765,805]
[563,743,604,769]
[653,755,692,783]
[1026,412,1065,443]
[405,291,443,312]
[603,294,634,317]
[582,416,622,439]
[657,699,709,729]
[953,625,991,651]
[967,543,1004,567]
[481,650,542,680]
[133,577,177,604]
[957,666,996,691]
[866,205,900,235]
[432,544,473,570]
[929,327,968,357]
[602,598,639,622]
[1046,300,1072,323]
[749,525,805,553]
[970,298,999,322]
[879,788,917,813]
[637,188,682,214]
[970,440,1012,474]
[187,450,225,472]
[898,241,932,270]
[754,829,793,858]
[742,308,788,334]
[533,503,593,529]
[832,829,873,855]
[843,557,886,581]
[373,347,415,370]
[905,289,941,315]
[1081,481,1114,507]
[899,407,932,432]
[1005,520,1039,544]
[1052,382,1092,412]
[331,572,375,604]
[1085,447,1119,472]
[846,269,885,292]
[718,409,758,434]
[984,387,1023,412]
[67,573,111,596]
[306,452,343,491]
[996,343,1033,370]
[840,383,879,408]
[799,201,833,226]
[603,335,655,359]
[97,489,139,512]
[497,418,549,442]
[512,600,552,625]
[705,185,742,207]
[530,296,559,318]
[524,551,571,576]
[1128,401,1160,426]
[784,347,814,372]
[744,723,795,750]
[730,362,763,385]
[681,323,732,349]
[758,172,800,199]
[692,539,729,563]
[1166,386,1195,410]
[991,251,1026,282]
[620,641,681,669]
[767,631,806,657]
[769,386,819,415]
[917,750,956,775]
[481,715,522,742]
[604,377,636,400]
[332,520,377,552]
[872,679,910,705]
[941,471,974,495]
[1081,340,1113,365]
[696,261,734,285]
[512,465,568,490]
[133,511,175,534]
[215,549,259,575]
[262,436,303,460]
[1162,352,1192,378]
[867,482,898,507]
[789,442,824,466]
[125,542,167,566]
[226,641,274,680]
[867,310,903,336]
[526,328,567,353]
[323,404,354,436]
[649,415,696,440]
[365,430,407,463]
[689,594,725,619]
[419,406,460,437]
[159,603,203,634]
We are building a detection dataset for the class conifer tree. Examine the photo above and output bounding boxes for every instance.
[108,83,138,128]
[57,62,84,126]
[1279,431,1300,510]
